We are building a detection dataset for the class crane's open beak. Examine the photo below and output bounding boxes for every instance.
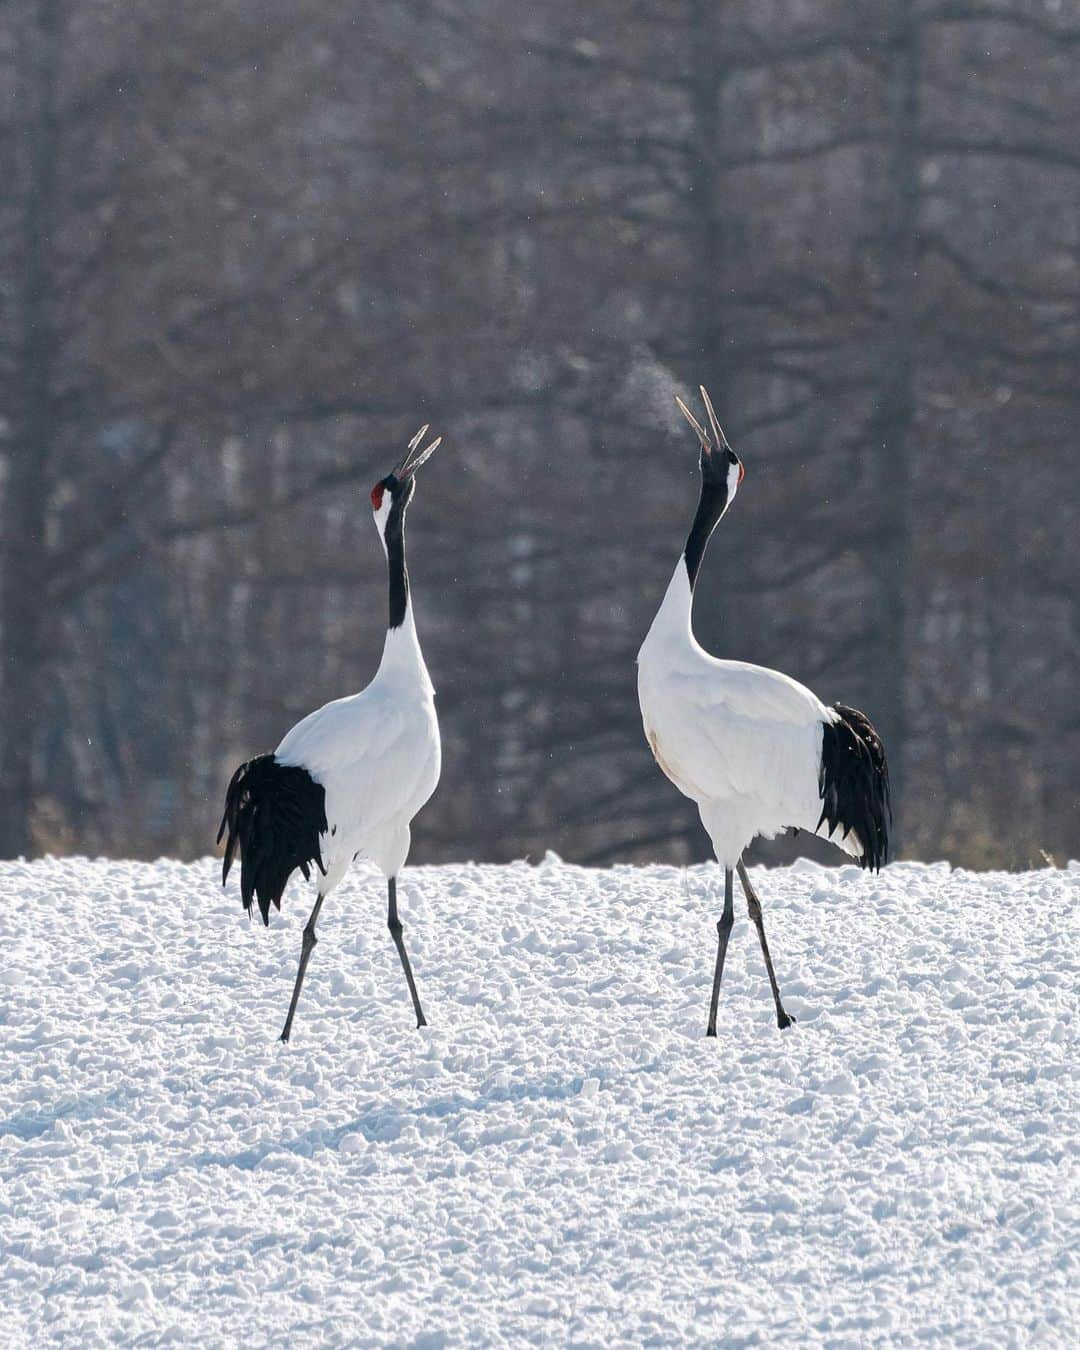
[699,386,731,453]
[394,424,443,479]
[675,386,731,455]
[675,395,711,451]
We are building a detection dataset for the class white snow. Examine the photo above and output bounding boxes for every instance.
[1,855,1077,1345]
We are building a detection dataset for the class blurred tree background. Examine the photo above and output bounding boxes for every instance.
[1,0,1077,868]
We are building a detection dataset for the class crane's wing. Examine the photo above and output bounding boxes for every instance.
[276,688,439,843]
[275,689,386,774]
[670,661,829,813]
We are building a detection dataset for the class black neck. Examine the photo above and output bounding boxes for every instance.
[683,480,727,588]
[385,498,409,629]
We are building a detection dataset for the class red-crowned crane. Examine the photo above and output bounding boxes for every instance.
[218,424,444,1042]
[637,387,890,1035]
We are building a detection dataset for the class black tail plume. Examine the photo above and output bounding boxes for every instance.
[217,754,328,924]
[818,705,892,872]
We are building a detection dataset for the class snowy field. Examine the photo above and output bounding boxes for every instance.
[1,855,1077,1346]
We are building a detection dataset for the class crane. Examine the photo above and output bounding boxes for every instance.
[637,387,890,1035]
[218,423,444,1042]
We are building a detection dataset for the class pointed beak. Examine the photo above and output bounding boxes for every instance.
[675,387,732,459]
[393,425,443,479]
[675,395,711,452]
[699,386,731,453]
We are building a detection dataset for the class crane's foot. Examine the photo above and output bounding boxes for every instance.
[777,1010,797,1031]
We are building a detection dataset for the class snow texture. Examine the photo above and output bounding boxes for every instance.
[1,855,1077,1346]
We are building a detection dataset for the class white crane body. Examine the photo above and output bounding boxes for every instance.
[218,424,444,1040]
[637,387,889,1034]
[638,566,862,870]
[275,610,440,889]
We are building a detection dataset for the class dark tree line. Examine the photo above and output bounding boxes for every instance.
[1,0,1077,868]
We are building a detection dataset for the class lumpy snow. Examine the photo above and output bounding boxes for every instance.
[1,855,1077,1345]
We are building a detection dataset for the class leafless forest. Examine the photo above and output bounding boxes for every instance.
[1,1,1077,868]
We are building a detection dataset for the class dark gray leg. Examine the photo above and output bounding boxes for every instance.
[736,859,795,1030]
[280,893,325,1043]
[706,868,735,1038]
[388,876,427,1029]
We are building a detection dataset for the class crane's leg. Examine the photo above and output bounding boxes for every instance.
[706,868,735,1037]
[388,876,427,1029]
[280,894,325,1043]
[736,859,796,1030]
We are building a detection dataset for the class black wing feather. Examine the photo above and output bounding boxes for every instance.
[217,753,328,924]
[817,705,892,872]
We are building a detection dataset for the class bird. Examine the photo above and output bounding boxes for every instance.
[637,386,890,1035]
[217,422,444,1042]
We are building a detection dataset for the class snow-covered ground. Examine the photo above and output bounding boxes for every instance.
[1,855,1077,1346]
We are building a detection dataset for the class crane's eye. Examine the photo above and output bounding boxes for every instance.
[371,483,385,510]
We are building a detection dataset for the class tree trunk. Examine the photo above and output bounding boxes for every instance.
[0,0,61,856]
[686,0,737,659]
[872,0,920,847]
[688,0,727,390]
